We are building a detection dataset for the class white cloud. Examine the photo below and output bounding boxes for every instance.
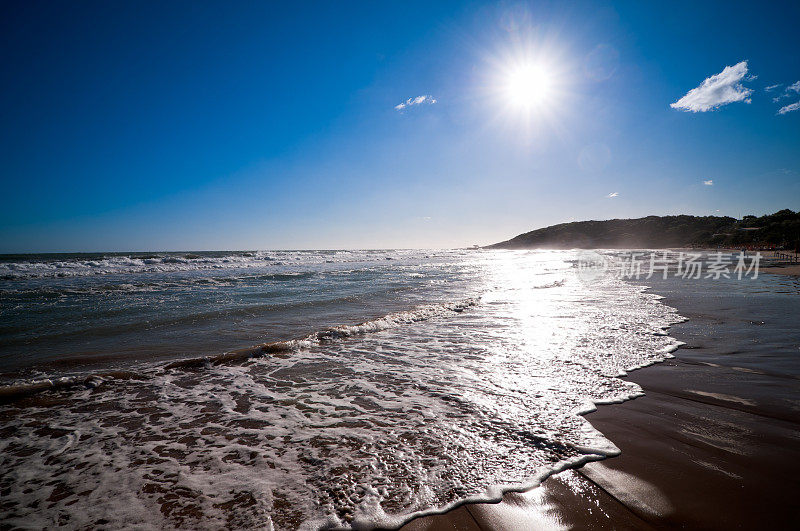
[772,81,800,102]
[395,95,437,111]
[606,192,618,198]
[670,61,753,112]
[777,101,800,115]
[765,84,782,92]
[703,180,714,186]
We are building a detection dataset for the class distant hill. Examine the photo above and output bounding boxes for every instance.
[487,209,800,250]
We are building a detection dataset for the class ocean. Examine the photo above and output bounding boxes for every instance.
[1,249,770,529]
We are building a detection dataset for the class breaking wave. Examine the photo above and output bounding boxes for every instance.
[0,250,430,280]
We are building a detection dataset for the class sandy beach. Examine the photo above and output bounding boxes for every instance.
[762,264,800,276]
[753,250,800,277]
[403,273,800,530]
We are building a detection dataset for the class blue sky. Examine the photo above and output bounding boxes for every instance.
[1,0,799,252]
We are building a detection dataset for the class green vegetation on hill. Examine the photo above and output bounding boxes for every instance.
[488,209,800,250]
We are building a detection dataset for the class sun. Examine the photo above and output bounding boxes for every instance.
[484,39,568,132]
[504,63,552,110]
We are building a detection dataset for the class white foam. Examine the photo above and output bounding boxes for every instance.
[0,250,455,279]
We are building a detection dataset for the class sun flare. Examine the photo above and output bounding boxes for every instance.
[505,64,552,109]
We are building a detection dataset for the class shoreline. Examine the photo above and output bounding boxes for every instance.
[762,265,800,276]
[402,277,800,530]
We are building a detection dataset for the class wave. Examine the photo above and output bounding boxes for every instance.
[0,253,279,279]
[0,298,479,402]
[0,370,145,403]
[165,298,479,369]
[0,288,417,351]
[0,250,439,280]
[0,271,322,297]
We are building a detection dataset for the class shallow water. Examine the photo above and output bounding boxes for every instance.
[1,250,469,375]
[0,250,686,528]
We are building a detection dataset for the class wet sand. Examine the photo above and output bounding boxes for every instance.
[762,264,800,276]
[757,249,799,277]
[402,276,800,530]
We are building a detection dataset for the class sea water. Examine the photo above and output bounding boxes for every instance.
[0,250,685,528]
